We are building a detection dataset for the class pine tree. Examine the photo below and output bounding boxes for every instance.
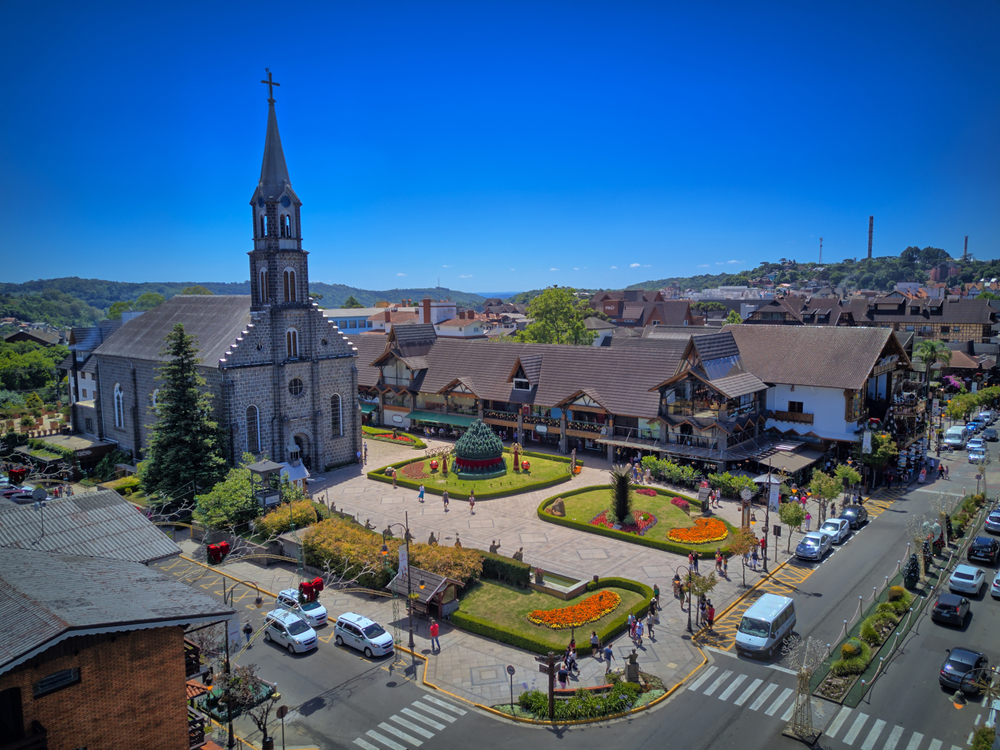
[902,552,921,588]
[143,324,226,511]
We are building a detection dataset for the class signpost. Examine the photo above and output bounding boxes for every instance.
[506,665,516,712]
[534,652,557,719]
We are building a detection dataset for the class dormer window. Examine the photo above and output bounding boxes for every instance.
[513,378,531,391]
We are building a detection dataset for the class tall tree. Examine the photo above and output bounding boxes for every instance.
[608,464,634,525]
[135,292,166,310]
[520,287,595,345]
[341,295,364,309]
[725,310,743,325]
[915,339,952,381]
[143,324,226,510]
[180,285,213,295]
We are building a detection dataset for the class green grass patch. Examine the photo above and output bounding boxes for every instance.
[362,425,426,449]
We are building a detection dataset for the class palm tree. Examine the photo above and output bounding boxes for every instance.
[915,340,952,383]
[609,465,634,526]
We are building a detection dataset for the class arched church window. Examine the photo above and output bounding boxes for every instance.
[331,394,342,437]
[283,269,297,302]
[114,383,124,429]
[280,214,291,238]
[288,378,304,396]
[246,405,260,453]
[286,328,298,359]
[258,268,268,303]
[260,214,268,237]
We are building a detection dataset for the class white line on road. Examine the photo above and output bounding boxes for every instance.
[703,670,733,697]
[734,678,763,707]
[926,738,942,750]
[860,719,886,750]
[390,716,434,739]
[843,712,869,746]
[749,683,778,711]
[411,702,457,723]
[378,722,423,746]
[354,739,381,750]
[882,725,904,750]
[422,695,467,715]
[688,666,718,692]
[401,708,445,731]
[366,730,406,750]
[904,731,924,750]
[826,706,854,740]
[718,674,747,701]
[765,687,793,716]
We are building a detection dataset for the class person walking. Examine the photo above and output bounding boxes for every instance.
[715,549,723,574]
[442,491,449,512]
[706,601,716,631]
[751,545,759,571]
[698,598,707,627]
[557,662,569,689]
[646,609,656,639]
[363,442,368,464]
[653,583,660,602]
[590,630,600,658]
[392,468,398,489]
[635,620,644,646]
[242,621,253,647]
[692,554,699,574]
[627,612,636,639]
[804,511,812,532]
[429,619,441,651]
[418,484,425,502]
[469,490,475,515]
[604,644,615,674]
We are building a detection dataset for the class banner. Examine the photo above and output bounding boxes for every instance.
[227,615,242,652]
[862,431,872,454]
[399,543,409,581]
[768,483,780,512]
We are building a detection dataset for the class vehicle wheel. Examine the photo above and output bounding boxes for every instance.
[335,635,344,647]
[288,642,296,654]
[264,630,272,642]
[364,647,373,658]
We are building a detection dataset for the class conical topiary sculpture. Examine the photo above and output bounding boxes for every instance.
[454,420,507,478]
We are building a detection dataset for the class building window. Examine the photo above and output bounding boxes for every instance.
[513,378,531,391]
[280,214,291,238]
[286,329,298,359]
[246,405,260,452]
[788,401,804,413]
[114,383,124,428]
[81,389,87,399]
[331,394,342,436]
[283,269,297,302]
[288,378,304,396]
[259,268,268,303]
[85,418,93,433]
[349,320,357,329]
[34,668,80,698]
[260,214,268,237]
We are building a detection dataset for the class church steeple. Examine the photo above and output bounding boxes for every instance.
[249,70,308,312]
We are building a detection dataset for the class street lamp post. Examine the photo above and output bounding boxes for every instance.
[221,580,264,750]
[380,511,424,677]
[675,564,693,634]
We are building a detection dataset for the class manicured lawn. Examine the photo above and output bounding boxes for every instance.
[554,487,731,550]
[459,580,645,650]
[389,455,571,497]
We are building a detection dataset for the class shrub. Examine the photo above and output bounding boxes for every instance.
[708,471,756,498]
[255,500,319,537]
[831,639,872,676]
[105,475,141,496]
[516,680,643,720]
[670,497,690,513]
[369,457,573,498]
[887,585,906,602]
[409,543,483,586]
[362,426,427,449]
[841,638,862,659]
[481,551,531,588]
[303,515,399,590]
[971,726,996,750]
[859,612,898,647]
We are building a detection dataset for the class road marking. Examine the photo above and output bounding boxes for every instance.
[410,703,456,723]
[703,670,733,697]
[354,739,381,750]
[717,673,747,701]
[734,678,763,707]
[860,719,886,750]
[378,722,423,746]
[765,687,793,716]
[826,706,853,739]
[365,730,405,750]
[389,716,434,739]
[780,698,797,722]
[904,731,923,750]
[749,683,778,711]
[843,712,869,746]
[688,666,718,692]
[422,695,467,715]
[882,725,904,750]
[401,708,445,731]
[926,739,941,750]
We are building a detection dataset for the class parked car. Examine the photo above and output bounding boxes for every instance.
[949,565,987,595]
[991,570,1000,598]
[795,531,833,561]
[969,449,987,464]
[983,427,999,442]
[940,648,989,694]
[839,505,869,529]
[931,593,971,626]
[967,438,987,452]
[276,589,328,628]
[262,609,318,654]
[985,509,1000,534]
[980,410,996,425]
[334,612,394,658]
[968,536,1000,565]
[968,420,985,433]
[819,518,850,544]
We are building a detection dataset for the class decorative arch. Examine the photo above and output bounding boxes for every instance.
[286,328,299,359]
[259,213,268,237]
[280,213,291,238]
[331,394,342,437]
[246,405,260,453]
[114,383,124,428]
[283,267,297,302]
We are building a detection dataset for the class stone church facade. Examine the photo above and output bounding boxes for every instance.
[89,89,361,472]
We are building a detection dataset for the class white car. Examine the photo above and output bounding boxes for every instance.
[795,531,833,561]
[967,438,987,452]
[949,564,986,596]
[992,570,1000,599]
[263,609,318,654]
[819,518,850,545]
[276,588,328,628]
[969,449,987,464]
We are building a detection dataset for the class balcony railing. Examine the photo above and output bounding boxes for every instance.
[188,708,207,750]
[0,721,47,750]
[567,420,604,434]
[523,415,560,428]
[184,638,202,679]
[484,409,517,421]
[774,410,815,425]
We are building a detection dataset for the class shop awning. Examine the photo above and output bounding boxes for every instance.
[763,448,823,474]
[360,403,378,414]
[406,410,477,428]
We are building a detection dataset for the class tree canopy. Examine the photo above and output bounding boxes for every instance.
[520,287,595,345]
[341,295,364,309]
[180,286,213,295]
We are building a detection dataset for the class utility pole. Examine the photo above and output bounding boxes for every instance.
[964,235,969,261]
[818,237,823,265]
[868,216,874,259]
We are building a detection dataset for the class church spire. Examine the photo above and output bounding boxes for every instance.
[257,69,293,201]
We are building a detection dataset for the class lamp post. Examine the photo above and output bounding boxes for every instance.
[221,580,264,750]
[380,511,425,677]
[762,458,773,574]
[947,664,1000,719]
[675,564,693,634]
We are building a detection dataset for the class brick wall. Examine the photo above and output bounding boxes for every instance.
[0,627,188,750]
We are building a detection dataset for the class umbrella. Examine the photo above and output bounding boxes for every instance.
[752,474,782,484]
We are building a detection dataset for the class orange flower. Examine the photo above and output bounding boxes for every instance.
[667,517,729,544]
[527,591,622,629]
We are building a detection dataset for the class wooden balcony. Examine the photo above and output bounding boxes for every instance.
[184,638,203,679]
[188,708,207,750]
[774,410,814,425]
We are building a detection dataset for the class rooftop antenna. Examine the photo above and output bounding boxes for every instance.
[867,217,874,259]
[819,237,823,265]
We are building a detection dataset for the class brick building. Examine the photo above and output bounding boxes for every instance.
[85,88,361,472]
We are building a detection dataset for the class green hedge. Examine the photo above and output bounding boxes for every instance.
[366,457,572,499]
[536,485,737,558]
[362,426,426,449]
[450,576,653,657]
[505,447,584,467]
[480,551,531,588]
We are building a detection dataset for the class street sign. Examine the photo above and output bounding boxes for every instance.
[276,705,289,719]
[740,488,752,502]
[506,665,516,676]
[773,525,781,537]
[539,665,552,674]
[534,655,550,664]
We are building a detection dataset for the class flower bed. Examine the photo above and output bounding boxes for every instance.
[636,488,656,497]
[666,517,728,544]
[527,590,622,629]
[400,462,430,479]
[670,497,690,512]
[590,509,657,535]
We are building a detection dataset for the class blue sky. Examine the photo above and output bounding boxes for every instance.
[2,1,998,292]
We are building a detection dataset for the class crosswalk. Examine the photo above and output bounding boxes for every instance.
[353,694,467,750]
[685,665,967,750]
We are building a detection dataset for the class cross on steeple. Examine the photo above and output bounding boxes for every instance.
[261,68,280,104]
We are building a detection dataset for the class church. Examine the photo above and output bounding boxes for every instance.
[84,76,361,472]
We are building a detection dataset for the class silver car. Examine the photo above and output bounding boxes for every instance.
[986,509,1000,534]
[795,531,833,561]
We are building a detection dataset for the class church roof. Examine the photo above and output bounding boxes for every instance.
[255,103,298,203]
[93,295,251,366]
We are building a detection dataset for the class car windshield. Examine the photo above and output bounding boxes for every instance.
[945,657,975,671]
[363,623,387,639]
[738,617,770,637]
[975,538,993,546]
[821,523,838,532]
[301,601,321,611]
[287,620,311,635]
[954,572,974,580]
[800,538,818,547]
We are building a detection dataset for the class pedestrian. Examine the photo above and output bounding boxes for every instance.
[760,536,767,559]
[698,598,707,627]
[418,484,425,502]
[590,630,600,657]
[429,619,441,651]
[635,619,644,646]
[357,449,362,465]
[715,549,723,573]
[557,662,568,689]
[627,612,636,639]
[469,491,475,514]
[805,512,812,532]
[392,468,398,489]
[723,555,729,578]
[692,554,699,574]
[604,644,615,673]
[706,601,716,631]
[567,648,580,674]
[649,597,657,617]
[242,621,253,647]
[364,442,368,464]
[945,464,950,479]
[688,551,695,569]
[646,609,656,639]
[751,545,759,570]
[672,573,682,600]
[442,491,449,512]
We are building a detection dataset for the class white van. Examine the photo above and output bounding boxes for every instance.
[735,593,796,659]
[944,426,968,450]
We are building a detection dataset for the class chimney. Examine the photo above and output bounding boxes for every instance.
[383,310,391,322]
[422,297,432,325]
